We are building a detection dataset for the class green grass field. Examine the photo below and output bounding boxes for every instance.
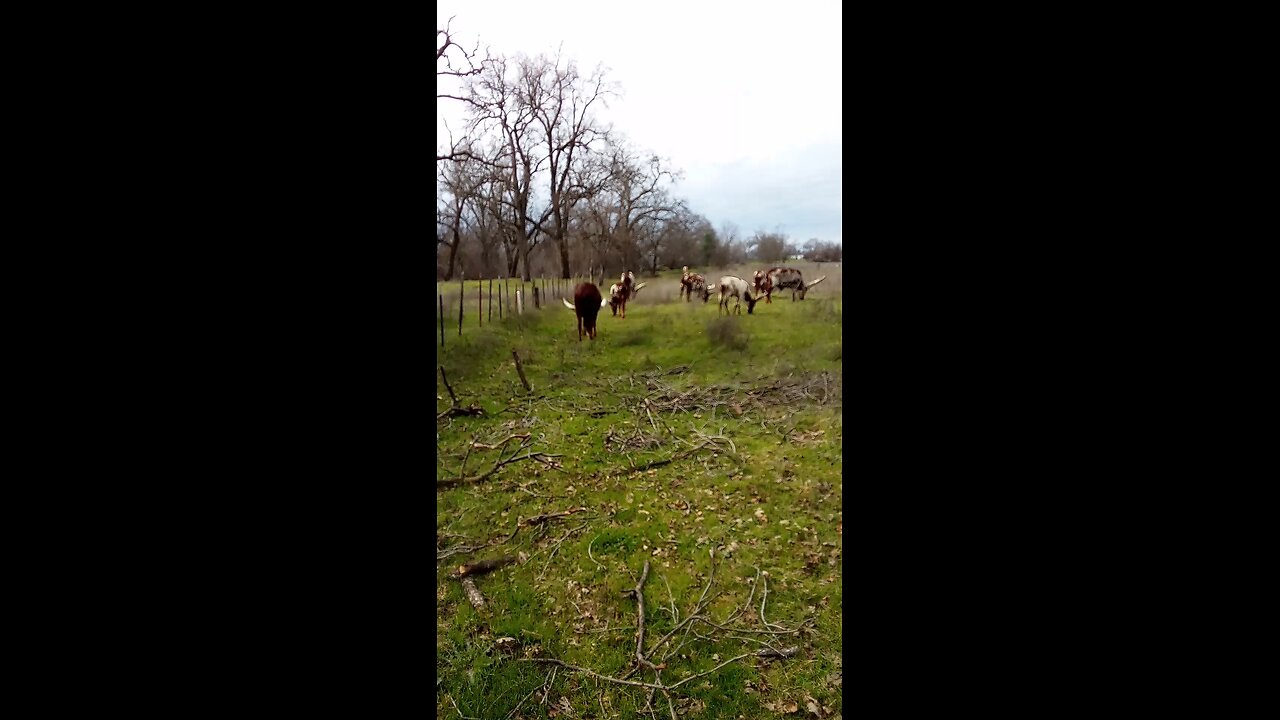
[437,265,843,719]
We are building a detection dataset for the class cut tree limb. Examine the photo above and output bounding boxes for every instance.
[441,366,459,405]
[456,555,516,578]
[512,350,532,393]
[461,577,486,610]
[437,366,485,418]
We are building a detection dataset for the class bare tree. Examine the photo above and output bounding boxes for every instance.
[437,154,490,280]
[713,221,745,267]
[638,195,693,275]
[749,230,793,263]
[802,237,842,262]
[521,52,615,280]
[437,18,492,164]
[468,172,508,277]
[439,39,743,282]
[465,55,548,280]
[593,140,683,276]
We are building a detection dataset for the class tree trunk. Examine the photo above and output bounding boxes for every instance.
[445,225,462,281]
[506,233,520,278]
[557,231,571,279]
[480,241,492,279]
[518,231,531,281]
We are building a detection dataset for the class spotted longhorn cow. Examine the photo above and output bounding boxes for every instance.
[753,267,827,303]
[714,275,762,315]
[680,268,711,302]
[607,271,647,318]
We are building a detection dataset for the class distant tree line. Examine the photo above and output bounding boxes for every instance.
[437,21,840,281]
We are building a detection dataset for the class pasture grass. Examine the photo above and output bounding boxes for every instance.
[437,272,843,719]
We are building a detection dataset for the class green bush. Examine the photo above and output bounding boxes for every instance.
[706,317,748,351]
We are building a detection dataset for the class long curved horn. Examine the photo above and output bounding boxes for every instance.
[633,282,648,293]
[806,276,827,288]
[601,298,609,307]
[562,298,576,309]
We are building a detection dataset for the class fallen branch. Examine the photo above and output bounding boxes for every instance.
[438,405,485,419]
[440,366,459,404]
[456,555,515,578]
[624,560,664,672]
[525,507,589,526]
[518,658,665,690]
[437,434,563,489]
[587,535,605,570]
[755,646,800,658]
[510,554,801,710]
[537,523,589,580]
[626,438,735,474]
[461,577,486,610]
[437,366,486,419]
[502,686,541,720]
[666,652,756,690]
[436,517,521,561]
[512,350,532,393]
[449,693,480,720]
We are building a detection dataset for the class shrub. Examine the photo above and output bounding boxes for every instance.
[706,317,748,351]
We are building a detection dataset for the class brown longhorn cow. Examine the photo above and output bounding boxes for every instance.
[562,282,606,340]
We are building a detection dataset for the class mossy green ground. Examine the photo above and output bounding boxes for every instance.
[437,269,843,719]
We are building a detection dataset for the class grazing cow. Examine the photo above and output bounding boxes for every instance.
[715,275,761,315]
[681,270,711,302]
[679,267,707,302]
[562,282,606,341]
[607,270,647,318]
[755,267,827,303]
[752,269,773,302]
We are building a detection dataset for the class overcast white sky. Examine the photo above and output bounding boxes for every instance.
[436,0,842,246]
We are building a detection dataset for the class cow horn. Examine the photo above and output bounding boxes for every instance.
[633,282,648,294]
[562,298,576,309]
[601,297,609,307]
[806,276,827,288]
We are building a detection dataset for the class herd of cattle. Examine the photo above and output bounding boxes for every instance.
[561,267,827,341]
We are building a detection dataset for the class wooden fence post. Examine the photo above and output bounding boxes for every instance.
[488,279,493,322]
[458,275,464,336]
[478,281,482,328]
[439,295,445,350]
